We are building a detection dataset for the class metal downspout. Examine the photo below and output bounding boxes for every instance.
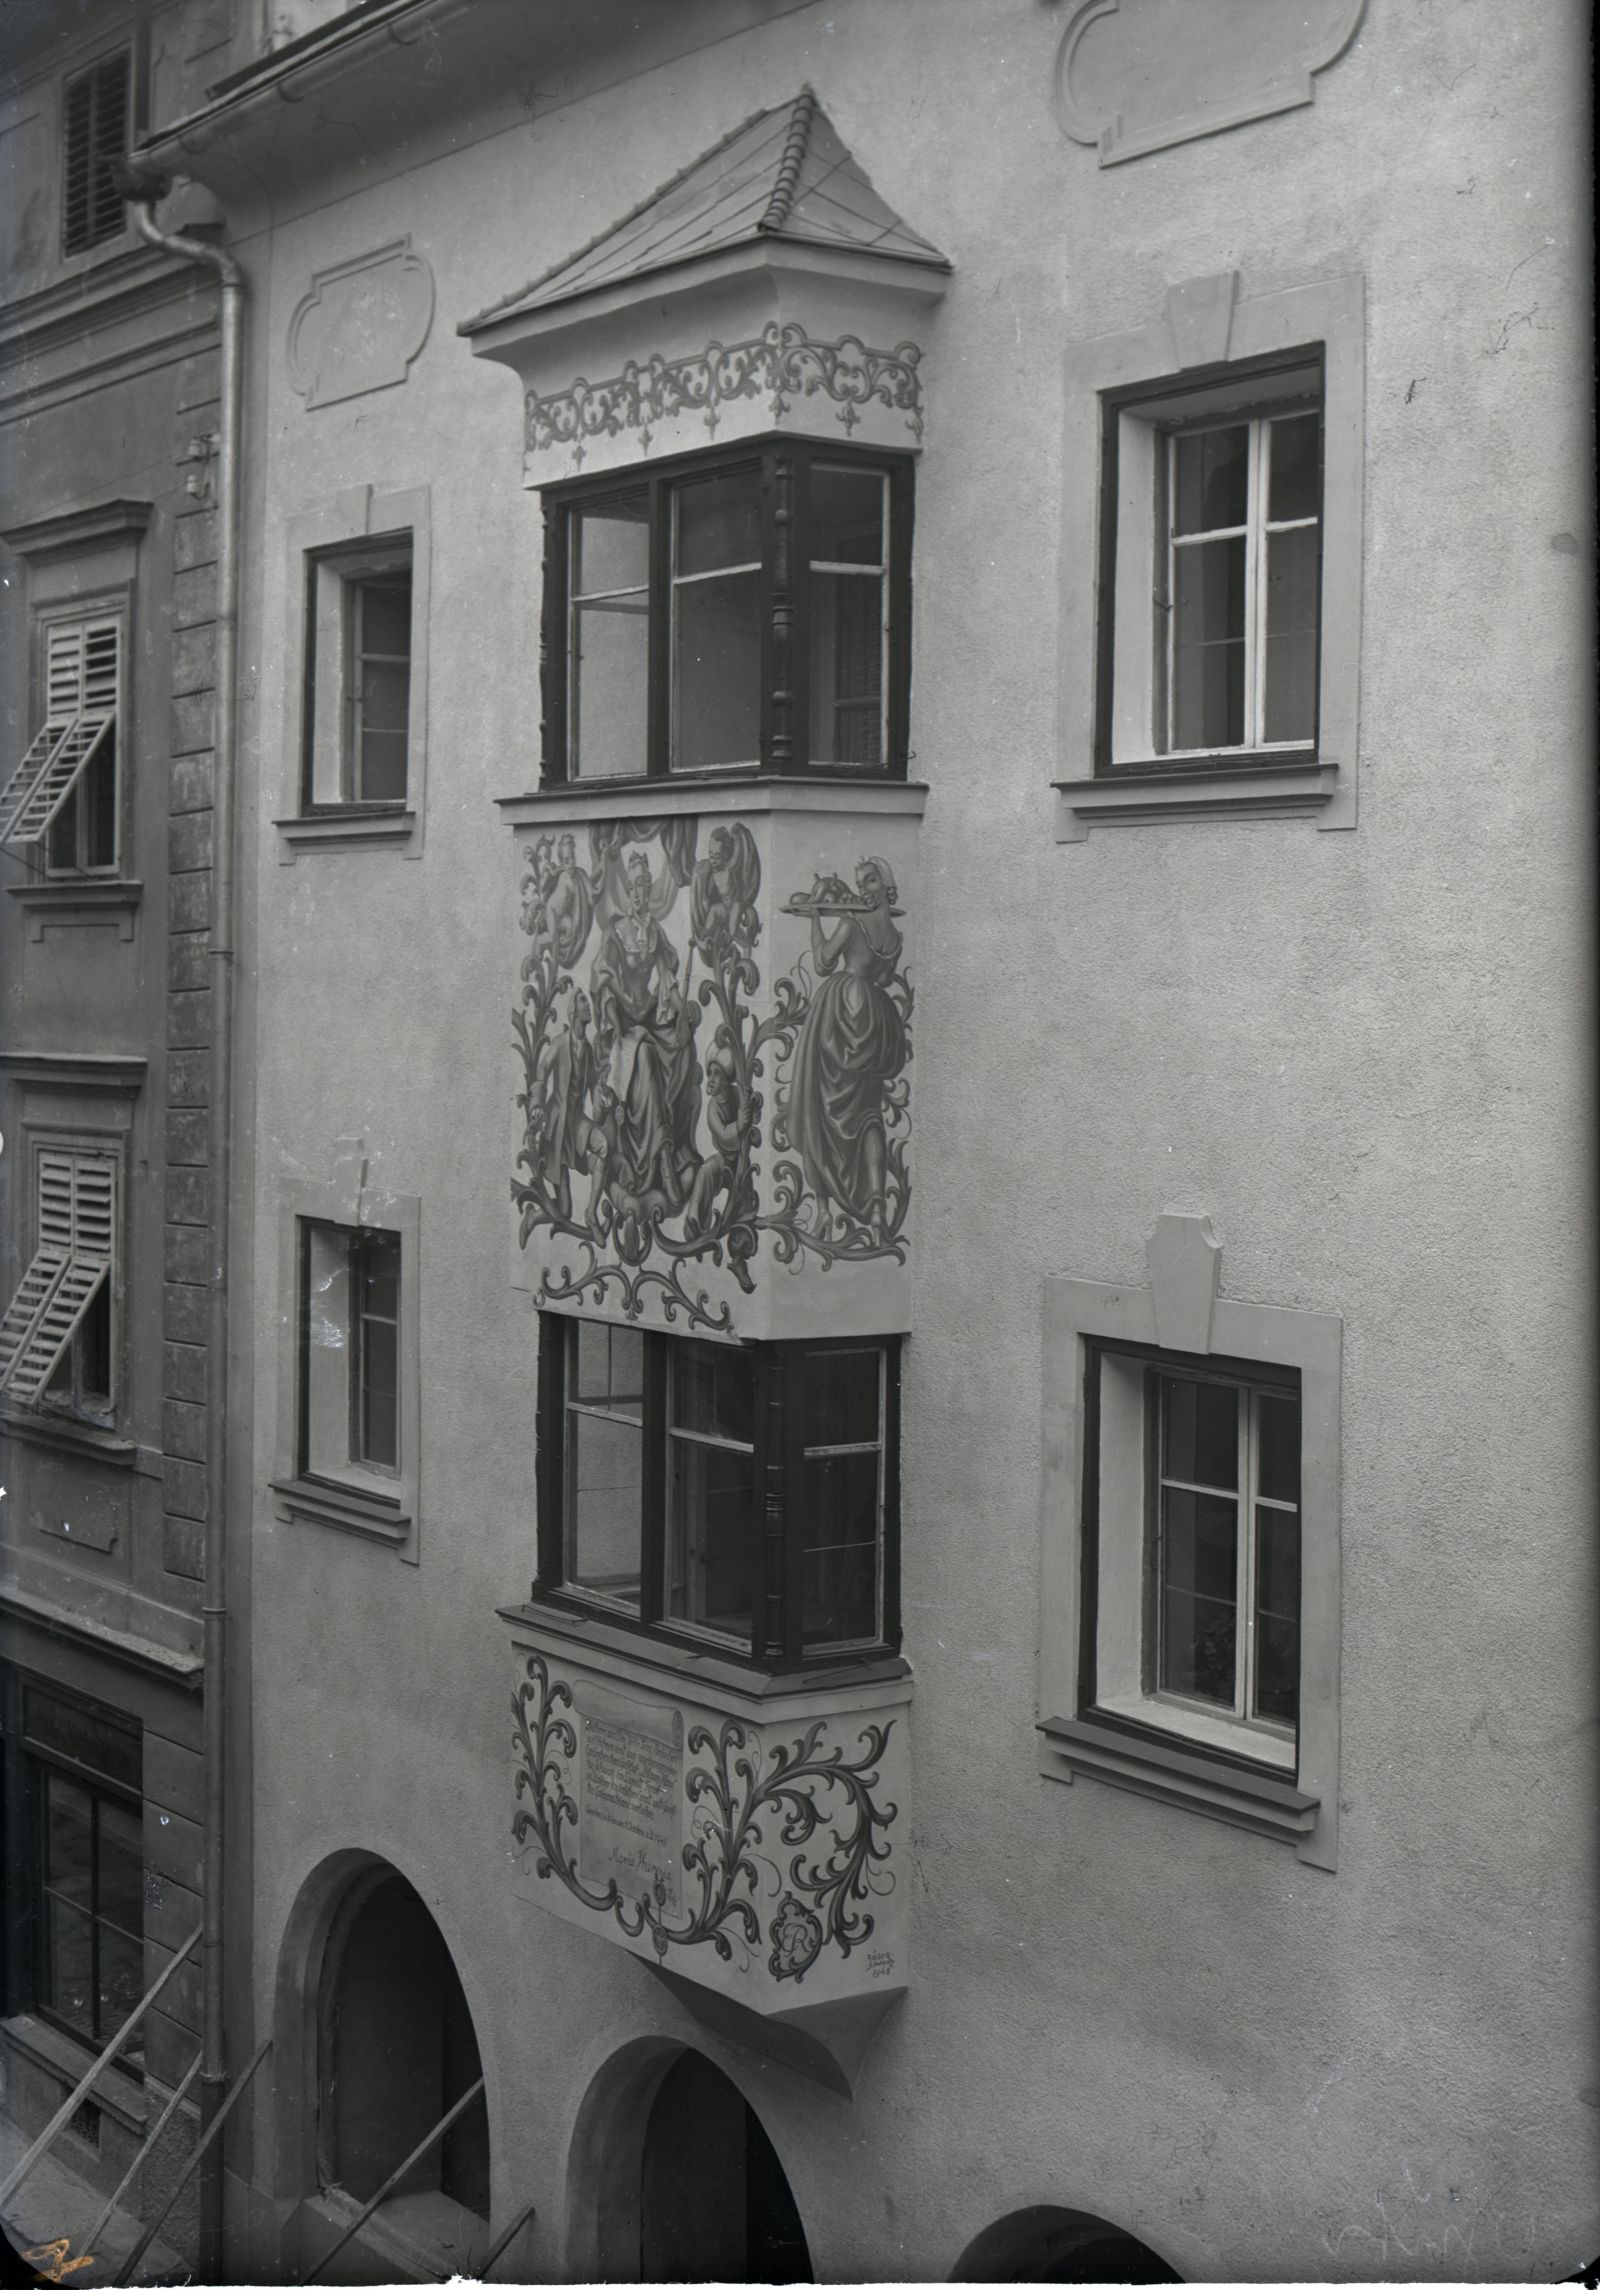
[122,171,243,2286]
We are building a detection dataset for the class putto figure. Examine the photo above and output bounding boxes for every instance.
[783,856,909,1239]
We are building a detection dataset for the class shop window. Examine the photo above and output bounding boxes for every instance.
[62,50,129,257]
[541,442,912,783]
[537,1319,899,1668]
[0,1671,144,2063]
[0,614,122,869]
[0,1146,119,1425]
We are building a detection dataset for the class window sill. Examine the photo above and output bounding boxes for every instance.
[504,1593,909,1704]
[1,1407,139,1469]
[274,807,418,862]
[6,878,142,941]
[1038,1710,1319,1847]
[1054,756,1338,841]
[1,2013,148,2132]
[270,1473,411,1548]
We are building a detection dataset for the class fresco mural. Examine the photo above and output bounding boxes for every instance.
[512,816,913,1333]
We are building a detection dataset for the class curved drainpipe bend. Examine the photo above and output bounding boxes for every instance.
[120,163,243,2285]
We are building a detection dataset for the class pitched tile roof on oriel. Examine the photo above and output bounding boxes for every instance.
[463,87,950,333]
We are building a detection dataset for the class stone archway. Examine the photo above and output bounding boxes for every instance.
[953,2204,1181,2284]
[566,2038,812,2284]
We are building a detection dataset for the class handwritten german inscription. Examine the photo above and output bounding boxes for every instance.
[578,1704,682,1914]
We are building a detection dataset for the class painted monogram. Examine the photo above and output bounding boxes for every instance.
[512,817,912,1332]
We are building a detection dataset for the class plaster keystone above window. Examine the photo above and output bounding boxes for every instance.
[461,88,950,483]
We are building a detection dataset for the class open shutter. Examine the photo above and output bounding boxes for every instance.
[0,620,119,847]
[0,1155,115,1404]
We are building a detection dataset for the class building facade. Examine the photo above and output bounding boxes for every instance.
[2,0,1594,2281]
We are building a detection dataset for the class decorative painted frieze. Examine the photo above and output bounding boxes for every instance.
[505,1620,911,2091]
[504,784,923,1343]
[525,323,926,471]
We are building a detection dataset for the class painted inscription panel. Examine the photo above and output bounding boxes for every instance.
[511,814,913,1335]
[577,1688,683,1915]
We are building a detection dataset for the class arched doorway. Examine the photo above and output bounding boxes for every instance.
[638,2051,812,2283]
[315,1866,490,2274]
[953,2204,1180,2284]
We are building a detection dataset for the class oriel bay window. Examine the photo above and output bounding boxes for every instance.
[538,1318,899,1666]
[542,442,912,783]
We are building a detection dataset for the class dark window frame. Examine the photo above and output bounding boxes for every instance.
[1078,1335,1302,1775]
[0,1667,143,2063]
[296,1219,404,1488]
[535,1317,901,1671]
[539,438,914,788]
[62,49,131,258]
[1093,346,1326,778]
[298,534,415,817]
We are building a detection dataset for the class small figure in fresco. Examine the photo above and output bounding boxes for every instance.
[590,851,702,1220]
[531,988,596,1219]
[690,822,761,956]
[682,1043,745,1237]
[543,831,595,968]
[785,856,907,1238]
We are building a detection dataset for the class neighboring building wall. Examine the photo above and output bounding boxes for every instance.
[123,0,1597,2279]
[0,1,226,2260]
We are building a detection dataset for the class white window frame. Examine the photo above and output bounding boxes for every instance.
[1038,1214,1342,1870]
[275,483,430,860]
[304,539,415,810]
[271,1171,421,1560]
[0,1139,121,1426]
[0,607,124,870]
[1055,269,1364,840]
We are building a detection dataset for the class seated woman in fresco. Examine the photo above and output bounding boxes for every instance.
[589,851,702,1228]
[785,856,907,1239]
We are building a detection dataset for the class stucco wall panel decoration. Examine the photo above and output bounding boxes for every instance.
[508,790,920,1342]
[526,324,926,473]
[286,239,434,409]
[1054,0,1366,166]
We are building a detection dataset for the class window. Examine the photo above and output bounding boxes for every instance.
[0,614,121,868]
[0,1148,118,1423]
[302,540,415,811]
[1054,268,1364,839]
[537,1318,899,1667]
[1038,1215,1342,1867]
[0,1674,143,2063]
[273,1181,421,1556]
[1102,363,1323,768]
[62,51,130,257]
[541,442,912,784]
[1084,1349,1300,1772]
[299,1223,402,1484]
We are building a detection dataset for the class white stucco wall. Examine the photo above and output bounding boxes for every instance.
[217,0,1594,2277]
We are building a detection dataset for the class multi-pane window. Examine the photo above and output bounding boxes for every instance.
[2,1679,144,2060]
[543,442,911,783]
[0,615,121,866]
[1100,361,1323,770]
[62,51,130,257]
[541,1318,898,1666]
[302,541,414,809]
[1083,1344,1302,1772]
[1165,409,1322,753]
[300,1223,402,1483]
[1154,1368,1300,1733]
[0,1148,118,1420]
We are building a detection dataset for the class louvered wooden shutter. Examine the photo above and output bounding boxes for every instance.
[0,617,120,846]
[63,52,129,256]
[0,1152,116,1405]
